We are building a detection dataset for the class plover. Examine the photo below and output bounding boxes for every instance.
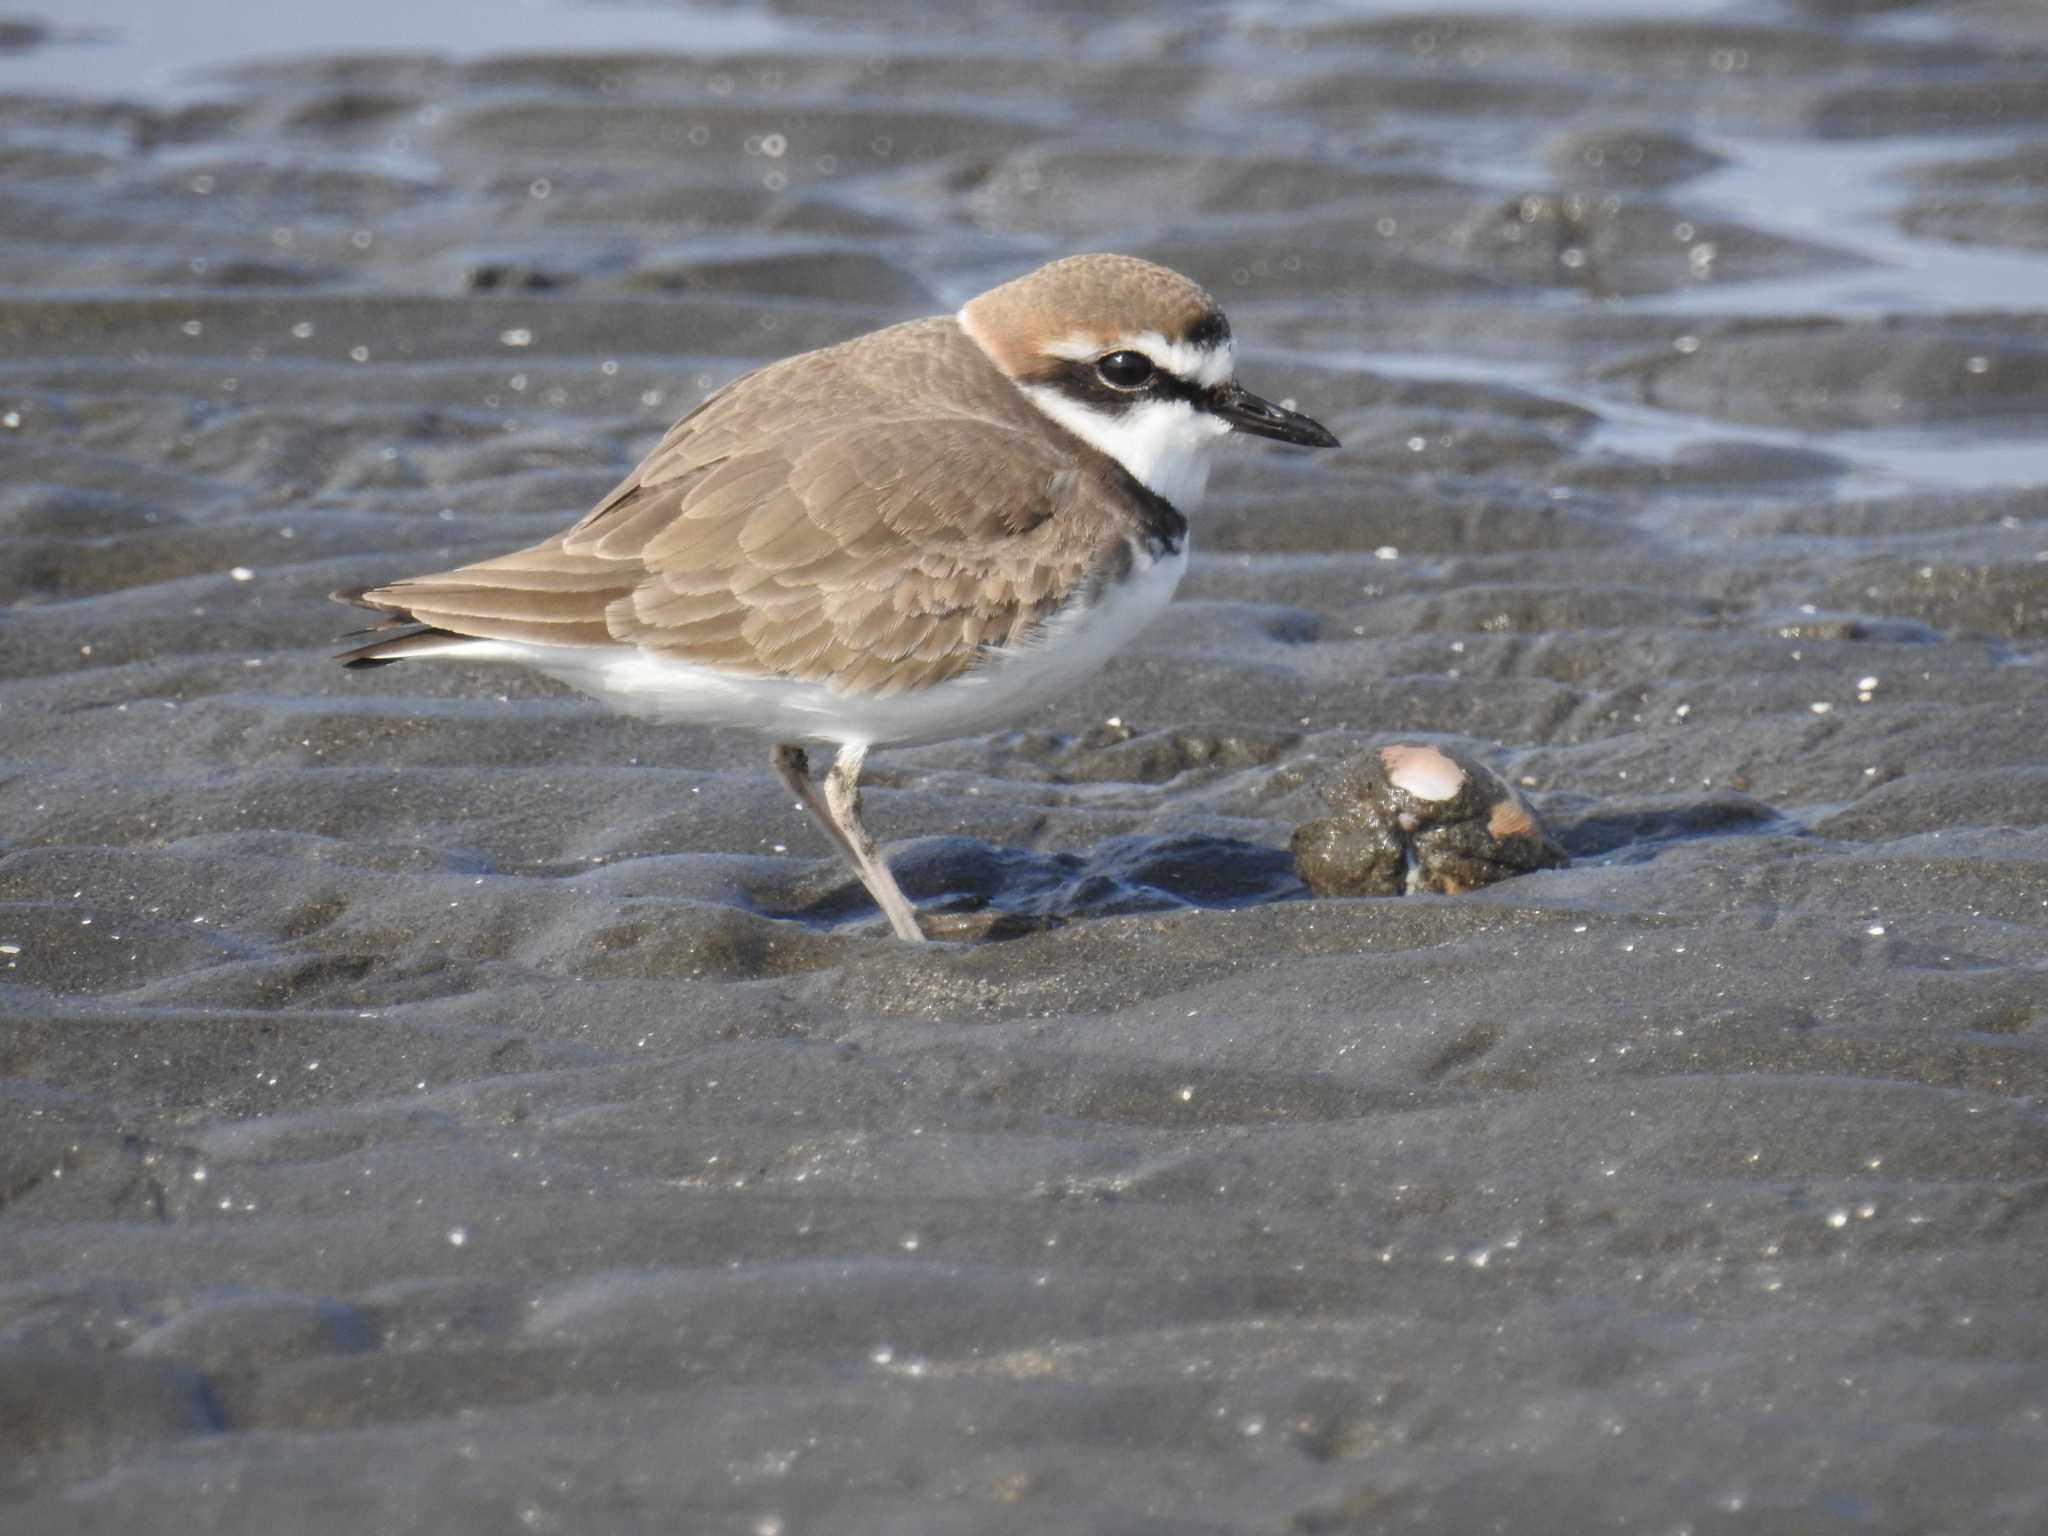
[336,253,1338,941]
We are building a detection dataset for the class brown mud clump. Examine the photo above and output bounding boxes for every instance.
[1291,743,1567,897]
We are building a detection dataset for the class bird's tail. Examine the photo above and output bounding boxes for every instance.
[329,587,465,669]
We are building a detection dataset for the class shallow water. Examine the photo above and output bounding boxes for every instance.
[3,1,2047,1531]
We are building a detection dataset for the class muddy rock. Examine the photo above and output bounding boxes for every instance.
[1291,743,1569,897]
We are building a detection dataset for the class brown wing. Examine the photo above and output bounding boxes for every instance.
[354,413,1111,696]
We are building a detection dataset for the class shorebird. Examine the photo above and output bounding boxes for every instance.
[336,254,1338,941]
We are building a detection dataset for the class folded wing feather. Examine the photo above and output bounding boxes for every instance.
[354,415,1107,696]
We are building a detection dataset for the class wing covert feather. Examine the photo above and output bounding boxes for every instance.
[360,409,1126,697]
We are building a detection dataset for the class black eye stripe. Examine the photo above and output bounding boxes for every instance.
[1018,359,1214,414]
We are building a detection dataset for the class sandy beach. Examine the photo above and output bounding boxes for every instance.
[3,0,2046,1530]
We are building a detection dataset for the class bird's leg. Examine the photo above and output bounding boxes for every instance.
[822,743,926,943]
[771,742,925,942]
[771,743,862,868]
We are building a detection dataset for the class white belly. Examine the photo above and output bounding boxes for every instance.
[439,543,1188,749]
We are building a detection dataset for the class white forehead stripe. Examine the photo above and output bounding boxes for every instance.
[1042,329,1235,389]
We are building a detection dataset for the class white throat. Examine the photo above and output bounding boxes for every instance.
[1019,388,1229,510]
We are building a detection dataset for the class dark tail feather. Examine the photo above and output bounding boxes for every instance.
[331,588,460,667]
[335,624,468,668]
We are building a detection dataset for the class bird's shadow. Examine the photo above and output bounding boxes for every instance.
[789,832,1304,939]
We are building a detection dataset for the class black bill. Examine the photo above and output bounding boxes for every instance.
[1210,383,1340,449]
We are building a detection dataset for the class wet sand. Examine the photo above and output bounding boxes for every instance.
[3,1,2047,1530]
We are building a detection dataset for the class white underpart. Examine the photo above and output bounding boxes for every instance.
[1042,329,1236,389]
[1022,388,1229,510]
[414,543,1188,750]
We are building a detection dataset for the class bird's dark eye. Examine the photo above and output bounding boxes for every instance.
[1095,351,1155,390]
